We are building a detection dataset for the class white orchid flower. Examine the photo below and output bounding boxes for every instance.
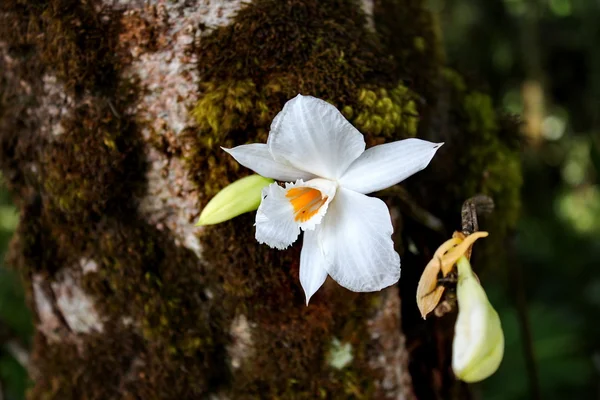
[224,94,442,304]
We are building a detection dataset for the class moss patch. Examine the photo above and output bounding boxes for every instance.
[28,327,142,400]
[446,70,523,246]
[344,84,420,140]
[201,215,383,399]
[373,0,443,102]
[41,97,144,229]
[196,0,397,99]
[13,0,122,96]
[81,219,228,397]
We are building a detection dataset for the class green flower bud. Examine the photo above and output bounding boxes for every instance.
[452,256,504,383]
[196,175,274,226]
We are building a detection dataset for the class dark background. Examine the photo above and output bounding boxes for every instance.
[1,0,599,398]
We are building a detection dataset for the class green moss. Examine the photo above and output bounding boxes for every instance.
[413,36,427,53]
[440,68,523,263]
[441,67,467,93]
[373,0,443,101]
[347,84,420,140]
[199,214,384,398]
[12,0,122,96]
[41,99,144,228]
[28,327,143,400]
[459,92,522,234]
[463,91,498,138]
[196,0,396,99]
[191,80,268,141]
[79,220,228,397]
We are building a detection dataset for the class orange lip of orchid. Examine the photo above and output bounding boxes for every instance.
[286,187,328,223]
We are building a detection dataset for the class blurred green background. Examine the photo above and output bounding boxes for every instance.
[0,0,599,398]
[0,177,33,400]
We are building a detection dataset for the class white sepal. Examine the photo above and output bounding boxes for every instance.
[339,139,443,194]
[223,143,314,182]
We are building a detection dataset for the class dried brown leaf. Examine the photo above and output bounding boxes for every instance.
[441,231,488,274]
[416,257,445,319]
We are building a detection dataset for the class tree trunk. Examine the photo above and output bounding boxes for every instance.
[0,0,521,398]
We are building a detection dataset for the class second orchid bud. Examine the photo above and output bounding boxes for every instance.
[452,255,504,383]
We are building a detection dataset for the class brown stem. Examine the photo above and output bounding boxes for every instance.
[460,194,494,235]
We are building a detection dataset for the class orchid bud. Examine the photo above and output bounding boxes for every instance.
[452,256,504,383]
[196,175,274,226]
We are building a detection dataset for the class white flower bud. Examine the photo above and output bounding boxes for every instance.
[452,256,504,382]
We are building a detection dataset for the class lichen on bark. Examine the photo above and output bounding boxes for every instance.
[0,0,522,398]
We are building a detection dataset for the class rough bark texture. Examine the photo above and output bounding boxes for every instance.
[0,0,522,398]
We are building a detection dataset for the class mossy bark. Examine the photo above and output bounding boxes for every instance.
[0,0,521,399]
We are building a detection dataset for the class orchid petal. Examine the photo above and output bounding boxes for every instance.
[223,144,314,182]
[318,188,400,292]
[339,139,443,194]
[299,231,329,305]
[255,183,300,249]
[268,95,366,180]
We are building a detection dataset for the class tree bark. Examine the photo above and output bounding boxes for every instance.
[0,0,521,398]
